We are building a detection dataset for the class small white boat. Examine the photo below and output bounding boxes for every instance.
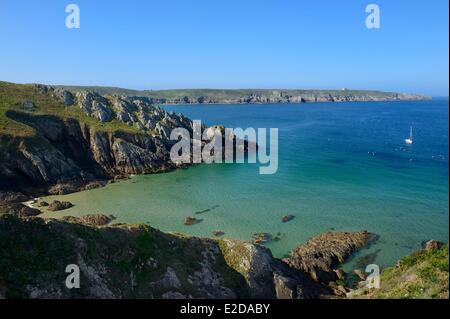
[404,126,413,144]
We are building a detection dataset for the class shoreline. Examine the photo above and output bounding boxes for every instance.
[157,98,432,107]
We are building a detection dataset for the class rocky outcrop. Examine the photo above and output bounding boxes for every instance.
[0,84,245,198]
[284,231,378,283]
[0,191,29,203]
[47,200,74,212]
[0,215,325,299]
[61,214,115,226]
[424,240,443,251]
[0,202,41,218]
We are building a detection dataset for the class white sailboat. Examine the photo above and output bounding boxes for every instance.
[404,126,413,144]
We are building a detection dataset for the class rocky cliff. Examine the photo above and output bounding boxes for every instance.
[0,212,377,299]
[0,82,240,199]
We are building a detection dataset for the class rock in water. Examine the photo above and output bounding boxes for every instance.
[47,200,73,212]
[62,214,115,226]
[252,232,272,244]
[212,230,225,237]
[284,231,378,283]
[184,216,201,225]
[282,214,295,223]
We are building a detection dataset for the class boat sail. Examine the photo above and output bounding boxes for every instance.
[404,126,413,144]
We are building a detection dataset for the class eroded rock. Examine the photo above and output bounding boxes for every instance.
[284,231,378,283]
[47,200,73,212]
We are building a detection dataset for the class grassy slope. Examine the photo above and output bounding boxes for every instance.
[352,245,449,299]
[0,214,249,299]
[0,81,139,139]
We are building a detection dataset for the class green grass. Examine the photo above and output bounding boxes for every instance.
[0,81,140,140]
[350,245,449,299]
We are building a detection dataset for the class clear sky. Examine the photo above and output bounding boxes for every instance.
[0,0,448,96]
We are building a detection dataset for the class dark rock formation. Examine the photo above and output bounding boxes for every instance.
[61,214,115,226]
[38,201,49,207]
[184,216,201,225]
[47,200,73,212]
[0,191,29,203]
[282,214,295,223]
[0,215,325,299]
[284,231,378,283]
[0,84,246,198]
[0,202,41,217]
[424,240,443,251]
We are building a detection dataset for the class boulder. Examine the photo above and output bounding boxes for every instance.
[47,200,73,212]
[425,240,443,251]
[22,101,35,109]
[354,269,367,280]
[184,216,201,225]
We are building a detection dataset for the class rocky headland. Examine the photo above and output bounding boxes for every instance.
[0,210,377,299]
[58,86,431,105]
[0,81,247,200]
[0,81,446,299]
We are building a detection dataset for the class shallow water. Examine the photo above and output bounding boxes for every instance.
[40,100,449,269]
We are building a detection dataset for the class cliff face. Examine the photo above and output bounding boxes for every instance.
[0,214,324,299]
[1,111,175,193]
[0,82,221,198]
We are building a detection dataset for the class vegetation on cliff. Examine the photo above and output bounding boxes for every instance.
[349,243,449,299]
[0,81,193,196]
[0,214,325,299]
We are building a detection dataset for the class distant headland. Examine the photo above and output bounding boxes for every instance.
[56,85,431,105]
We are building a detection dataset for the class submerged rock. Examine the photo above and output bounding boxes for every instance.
[282,214,295,223]
[212,230,225,237]
[38,201,49,207]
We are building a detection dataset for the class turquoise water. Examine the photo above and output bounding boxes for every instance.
[40,100,449,269]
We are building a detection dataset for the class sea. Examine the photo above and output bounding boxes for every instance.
[40,99,449,270]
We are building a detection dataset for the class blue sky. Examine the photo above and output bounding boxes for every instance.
[0,0,448,96]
